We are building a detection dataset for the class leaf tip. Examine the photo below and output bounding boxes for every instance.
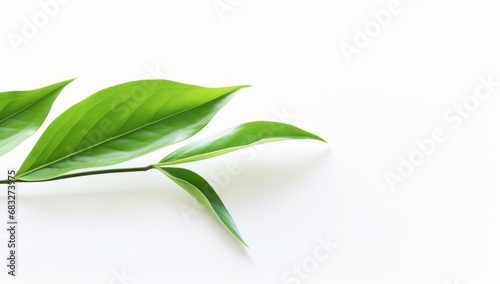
[233,233,249,249]
[228,84,251,92]
[317,135,328,144]
[60,78,77,86]
[241,240,250,249]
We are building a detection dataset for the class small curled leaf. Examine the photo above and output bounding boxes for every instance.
[157,166,247,246]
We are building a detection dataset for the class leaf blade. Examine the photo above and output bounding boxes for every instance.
[158,121,326,165]
[157,166,247,246]
[17,80,247,180]
[0,79,73,156]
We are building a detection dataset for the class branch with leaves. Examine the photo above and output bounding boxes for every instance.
[0,79,326,246]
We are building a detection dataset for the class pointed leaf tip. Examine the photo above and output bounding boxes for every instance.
[0,79,73,156]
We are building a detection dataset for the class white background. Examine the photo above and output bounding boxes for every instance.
[1,0,500,283]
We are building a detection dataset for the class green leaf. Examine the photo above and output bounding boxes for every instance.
[158,121,326,165]
[17,80,247,181]
[0,79,74,156]
[156,166,247,246]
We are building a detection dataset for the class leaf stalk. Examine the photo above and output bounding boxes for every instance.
[0,165,155,184]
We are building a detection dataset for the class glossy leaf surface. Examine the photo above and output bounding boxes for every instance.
[159,121,326,165]
[0,79,73,156]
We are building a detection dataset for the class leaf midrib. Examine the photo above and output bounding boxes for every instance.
[19,90,236,178]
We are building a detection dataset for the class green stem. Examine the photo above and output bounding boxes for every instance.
[0,165,155,184]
